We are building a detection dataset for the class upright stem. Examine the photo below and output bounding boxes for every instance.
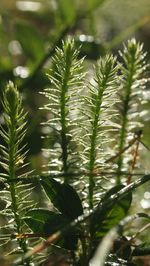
[8,112,29,258]
[89,112,100,209]
[60,47,72,183]
[87,56,117,209]
[89,77,107,209]
[9,121,21,233]
[3,83,30,264]
[116,61,134,184]
[60,81,68,176]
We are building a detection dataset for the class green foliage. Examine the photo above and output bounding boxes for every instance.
[80,54,118,208]
[25,177,84,251]
[115,39,148,183]
[90,212,150,266]
[41,39,84,182]
[0,82,33,261]
[90,185,132,238]
[0,1,149,264]
[0,39,149,266]
[41,177,83,220]
[24,209,67,235]
[132,242,150,256]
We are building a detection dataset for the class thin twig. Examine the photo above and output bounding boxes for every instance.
[1,171,148,185]
[129,223,150,242]
[126,131,142,184]
[105,132,141,164]
[139,140,150,151]
[127,138,140,185]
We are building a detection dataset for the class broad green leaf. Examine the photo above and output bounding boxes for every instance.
[24,208,61,234]
[15,23,45,61]
[24,208,79,250]
[90,185,132,237]
[44,215,79,250]
[41,177,83,220]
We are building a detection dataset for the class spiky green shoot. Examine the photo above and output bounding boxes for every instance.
[0,82,30,259]
[80,55,118,209]
[116,39,148,184]
[41,39,84,184]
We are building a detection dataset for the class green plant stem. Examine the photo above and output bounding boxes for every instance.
[89,71,108,209]
[60,91,68,177]
[8,102,29,261]
[89,103,102,209]
[117,56,134,184]
[8,113,21,231]
[60,46,72,183]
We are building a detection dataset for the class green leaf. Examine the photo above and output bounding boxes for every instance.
[44,215,79,250]
[58,0,76,25]
[132,242,150,256]
[24,208,79,250]
[41,177,83,220]
[90,185,132,238]
[15,22,45,62]
[24,208,61,234]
